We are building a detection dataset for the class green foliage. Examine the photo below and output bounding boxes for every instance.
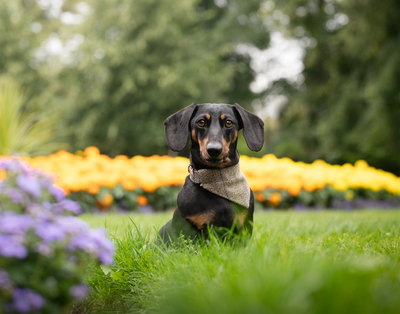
[70,183,400,212]
[53,0,268,157]
[0,0,58,95]
[78,222,152,312]
[69,184,182,213]
[0,78,62,156]
[144,186,181,211]
[79,211,400,313]
[0,0,270,158]
[269,0,400,174]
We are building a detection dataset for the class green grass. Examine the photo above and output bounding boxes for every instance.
[79,210,400,314]
[80,212,171,237]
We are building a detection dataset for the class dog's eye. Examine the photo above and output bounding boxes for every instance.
[225,120,233,128]
[197,119,205,127]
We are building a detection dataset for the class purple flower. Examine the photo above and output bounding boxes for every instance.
[16,175,41,199]
[53,199,82,215]
[41,201,52,211]
[98,251,114,265]
[56,216,89,234]
[25,204,52,220]
[40,177,53,189]
[89,229,115,265]
[0,234,27,259]
[138,204,155,214]
[0,268,13,290]
[89,228,115,252]
[48,185,65,202]
[0,186,25,204]
[0,160,11,170]
[68,228,114,265]
[33,242,54,257]
[0,212,32,235]
[68,233,98,253]
[35,222,66,243]
[0,159,26,172]
[69,284,89,301]
[10,189,24,204]
[27,168,47,180]
[9,288,45,313]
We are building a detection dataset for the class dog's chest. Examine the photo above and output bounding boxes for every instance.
[177,176,247,231]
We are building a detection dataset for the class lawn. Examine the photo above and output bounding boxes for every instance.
[80,212,171,238]
[78,210,400,314]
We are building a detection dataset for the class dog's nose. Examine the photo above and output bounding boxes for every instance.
[207,142,222,158]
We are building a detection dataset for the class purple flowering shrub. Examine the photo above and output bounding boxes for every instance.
[0,159,115,313]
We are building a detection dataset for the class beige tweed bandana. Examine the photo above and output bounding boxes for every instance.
[189,163,251,208]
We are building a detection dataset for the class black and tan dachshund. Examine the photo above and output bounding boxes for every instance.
[158,103,264,244]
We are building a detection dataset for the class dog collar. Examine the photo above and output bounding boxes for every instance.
[188,165,201,184]
[188,163,251,208]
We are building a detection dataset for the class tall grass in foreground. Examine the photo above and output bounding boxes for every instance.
[79,211,400,314]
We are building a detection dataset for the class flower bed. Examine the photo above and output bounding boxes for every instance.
[1,147,400,211]
[0,159,115,313]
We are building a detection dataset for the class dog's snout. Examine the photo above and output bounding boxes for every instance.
[206,142,222,158]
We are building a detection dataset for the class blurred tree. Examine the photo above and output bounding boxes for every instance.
[53,0,268,157]
[269,0,400,174]
[0,1,67,156]
[0,0,54,94]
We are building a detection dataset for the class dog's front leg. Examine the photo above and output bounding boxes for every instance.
[158,208,198,246]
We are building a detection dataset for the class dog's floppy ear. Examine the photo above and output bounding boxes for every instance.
[233,103,264,152]
[164,103,197,152]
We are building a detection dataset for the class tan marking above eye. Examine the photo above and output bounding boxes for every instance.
[225,120,233,128]
[220,114,226,120]
[205,114,210,120]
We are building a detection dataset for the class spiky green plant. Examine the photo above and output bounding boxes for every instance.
[0,78,62,156]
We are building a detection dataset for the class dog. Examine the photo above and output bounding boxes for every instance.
[158,103,264,245]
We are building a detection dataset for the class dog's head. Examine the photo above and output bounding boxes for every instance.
[164,103,264,169]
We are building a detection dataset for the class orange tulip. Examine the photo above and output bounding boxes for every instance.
[122,180,136,191]
[256,193,266,202]
[84,146,100,157]
[137,195,148,206]
[96,194,113,208]
[269,192,281,206]
[1,147,400,197]
[87,184,100,195]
